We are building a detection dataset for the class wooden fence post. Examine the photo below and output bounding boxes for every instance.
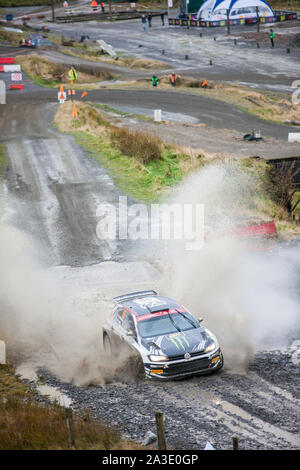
[227,10,230,35]
[66,407,76,449]
[232,435,239,450]
[256,6,260,33]
[155,411,166,450]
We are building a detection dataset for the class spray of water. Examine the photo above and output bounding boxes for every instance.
[0,219,131,385]
[0,161,298,382]
[161,162,299,371]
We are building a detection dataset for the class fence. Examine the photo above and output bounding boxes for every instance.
[168,10,297,28]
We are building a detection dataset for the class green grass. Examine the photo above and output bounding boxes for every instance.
[91,102,131,116]
[72,132,192,203]
[0,143,6,178]
[0,364,146,450]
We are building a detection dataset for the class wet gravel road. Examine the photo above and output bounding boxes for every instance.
[36,343,300,450]
[1,42,299,450]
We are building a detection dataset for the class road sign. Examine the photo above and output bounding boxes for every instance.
[57,91,66,102]
[11,72,22,81]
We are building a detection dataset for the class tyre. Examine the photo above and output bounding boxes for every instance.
[103,334,113,355]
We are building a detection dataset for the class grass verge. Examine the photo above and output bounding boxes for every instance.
[0,364,147,450]
[54,101,206,203]
[0,143,6,178]
[54,100,300,239]
[60,45,167,70]
[15,54,113,88]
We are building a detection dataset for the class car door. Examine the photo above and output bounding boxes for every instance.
[110,307,133,353]
[123,313,139,352]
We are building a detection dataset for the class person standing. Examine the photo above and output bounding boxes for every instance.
[147,14,152,28]
[101,2,105,13]
[269,28,275,48]
[141,15,146,31]
[68,66,78,85]
[151,75,159,87]
[169,72,177,87]
[161,13,165,26]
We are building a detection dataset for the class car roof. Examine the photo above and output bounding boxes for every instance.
[117,294,182,317]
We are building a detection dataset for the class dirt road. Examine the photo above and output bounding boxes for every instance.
[0,39,299,450]
[1,102,124,265]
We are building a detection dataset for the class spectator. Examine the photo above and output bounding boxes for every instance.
[151,75,159,87]
[269,28,275,48]
[147,14,152,27]
[161,13,165,26]
[141,15,146,31]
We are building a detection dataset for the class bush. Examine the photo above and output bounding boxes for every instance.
[110,127,162,164]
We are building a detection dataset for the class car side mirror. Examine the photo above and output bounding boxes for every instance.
[198,317,203,323]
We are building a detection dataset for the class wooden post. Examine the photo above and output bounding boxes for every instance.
[256,6,260,32]
[109,0,112,21]
[66,407,75,449]
[227,9,230,35]
[155,411,166,450]
[50,0,55,22]
[232,435,239,450]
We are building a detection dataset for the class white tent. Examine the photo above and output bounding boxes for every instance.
[229,0,274,18]
[197,0,273,20]
[211,0,231,19]
[196,0,216,20]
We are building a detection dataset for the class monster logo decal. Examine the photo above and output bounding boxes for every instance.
[168,333,190,351]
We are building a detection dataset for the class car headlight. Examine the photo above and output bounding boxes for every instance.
[204,342,216,353]
[149,354,168,362]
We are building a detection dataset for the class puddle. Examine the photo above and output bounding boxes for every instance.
[219,399,300,447]
[16,363,72,407]
[16,363,38,382]
[37,385,73,407]
[108,105,199,124]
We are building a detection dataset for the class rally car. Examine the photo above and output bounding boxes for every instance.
[102,291,223,379]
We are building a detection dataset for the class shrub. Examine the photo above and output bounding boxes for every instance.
[110,127,162,164]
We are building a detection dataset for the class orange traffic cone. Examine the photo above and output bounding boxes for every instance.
[72,103,78,118]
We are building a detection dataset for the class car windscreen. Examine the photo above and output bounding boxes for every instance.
[137,312,199,338]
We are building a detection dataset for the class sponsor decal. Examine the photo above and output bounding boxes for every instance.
[136,308,187,322]
[168,334,190,351]
[211,355,220,364]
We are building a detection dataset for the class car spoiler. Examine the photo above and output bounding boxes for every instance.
[113,290,157,303]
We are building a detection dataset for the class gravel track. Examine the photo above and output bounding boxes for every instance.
[0,36,299,450]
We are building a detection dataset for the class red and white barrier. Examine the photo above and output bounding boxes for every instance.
[9,84,24,90]
[234,221,277,237]
[0,64,21,72]
[0,57,14,64]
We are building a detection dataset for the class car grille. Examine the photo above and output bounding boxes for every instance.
[168,350,206,361]
[163,357,210,376]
